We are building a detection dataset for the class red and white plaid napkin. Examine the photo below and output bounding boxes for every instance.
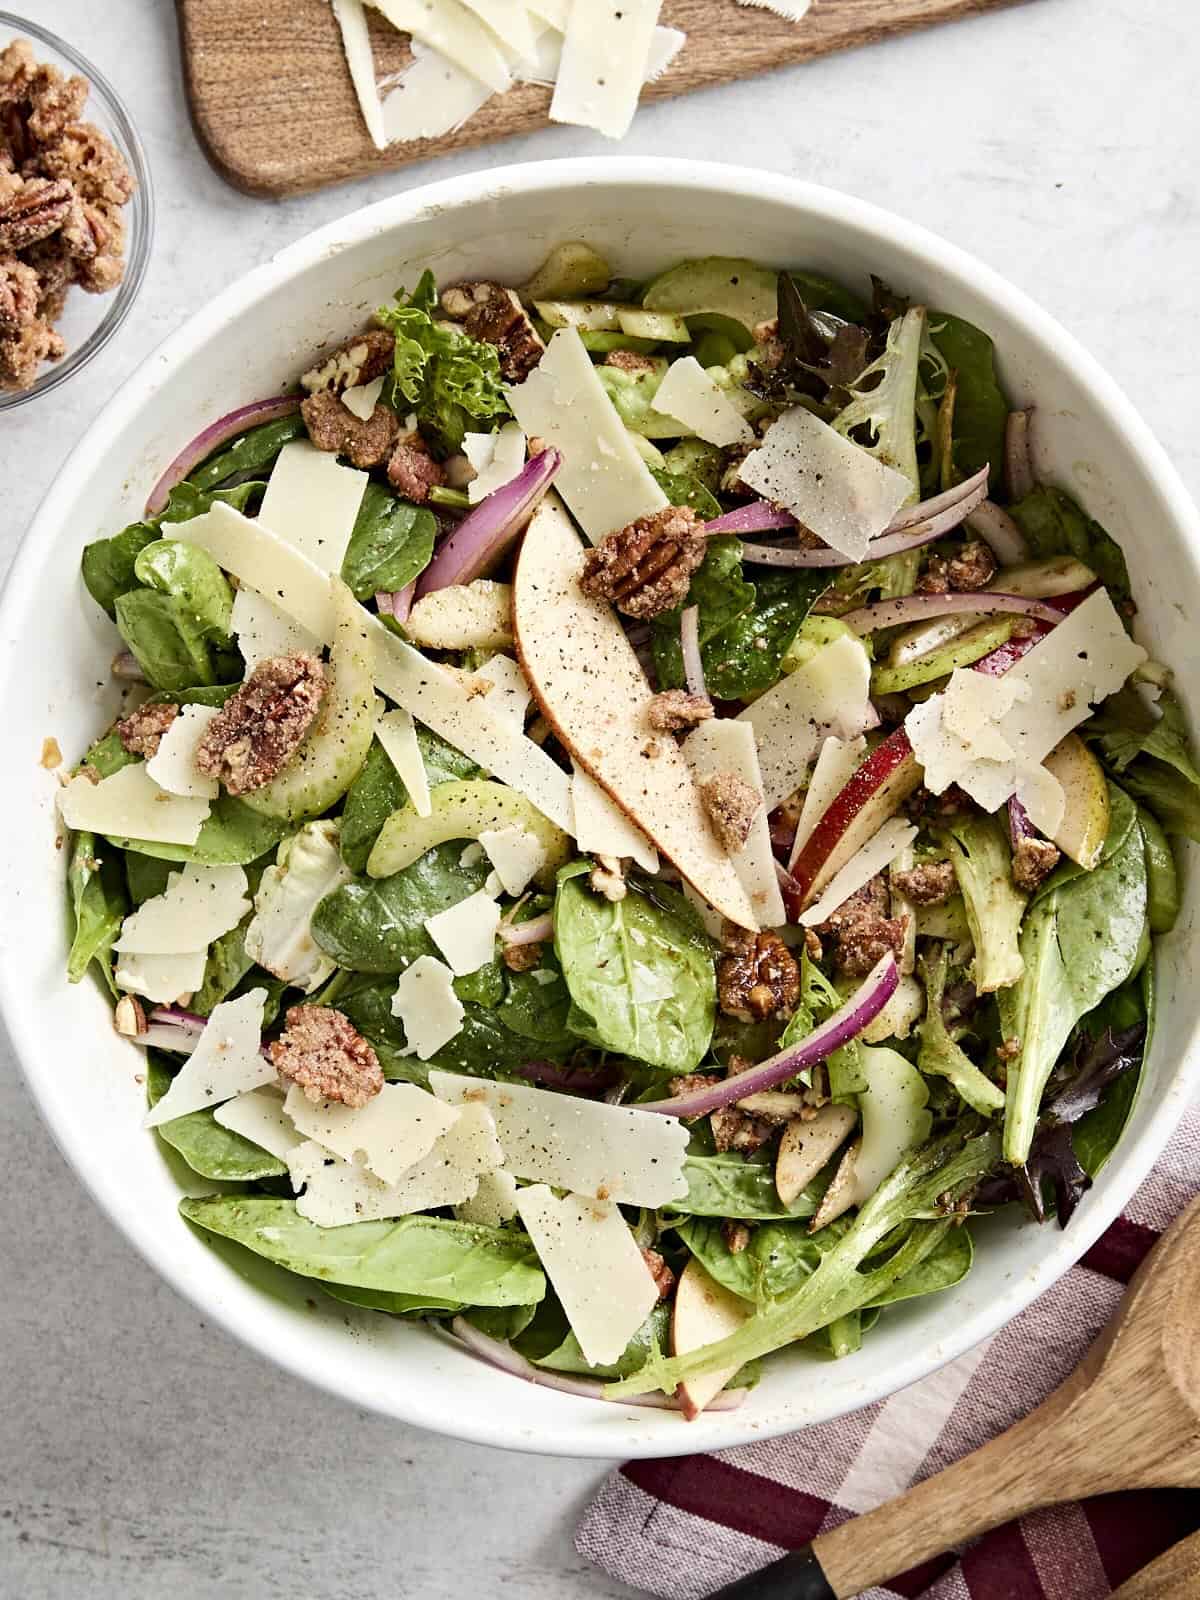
[577,1104,1200,1599]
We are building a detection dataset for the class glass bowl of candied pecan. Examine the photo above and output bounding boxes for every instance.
[0,13,152,409]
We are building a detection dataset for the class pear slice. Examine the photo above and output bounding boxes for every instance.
[1042,733,1109,869]
[672,1258,751,1421]
[512,493,758,929]
[775,1103,858,1209]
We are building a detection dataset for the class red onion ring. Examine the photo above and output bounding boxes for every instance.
[144,396,302,518]
[498,912,554,947]
[964,500,1029,565]
[414,447,562,597]
[679,604,709,700]
[1005,410,1036,502]
[841,591,1063,634]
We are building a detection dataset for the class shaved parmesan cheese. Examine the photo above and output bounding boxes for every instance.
[256,440,367,572]
[457,0,538,64]
[513,495,757,926]
[60,762,211,847]
[244,821,352,991]
[330,0,387,148]
[284,1080,460,1185]
[526,0,568,25]
[789,735,867,869]
[464,422,526,504]
[652,356,754,448]
[455,1165,519,1226]
[518,22,685,87]
[550,0,662,141]
[800,816,918,927]
[430,1069,689,1205]
[342,375,385,421]
[380,40,494,143]
[515,1186,659,1367]
[479,825,546,895]
[369,0,513,93]
[116,864,249,955]
[683,719,786,927]
[506,329,667,543]
[1017,761,1067,838]
[144,990,270,1127]
[406,580,514,651]
[213,1085,302,1160]
[391,955,466,1059]
[144,704,221,799]
[177,504,573,831]
[736,632,875,809]
[116,948,208,1005]
[645,24,686,80]
[740,406,912,561]
[289,1101,502,1225]
[231,587,321,672]
[570,765,659,873]
[375,707,432,818]
[424,889,501,976]
[465,652,531,735]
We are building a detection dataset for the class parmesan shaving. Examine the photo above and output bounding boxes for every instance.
[144,704,221,799]
[115,949,208,1006]
[390,955,466,1059]
[789,735,868,869]
[144,990,271,1127]
[380,40,494,143]
[464,422,526,503]
[569,765,659,874]
[116,864,250,955]
[254,439,368,572]
[369,0,514,93]
[455,1166,519,1226]
[330,0,388,149]
[375,706,432,817]
[231,588,321,672]
[284,1080,460,1185]
[799,816,919,927]
[652,355,754,447]
[59,762,211,848]
[466,652,531,735]
[423,888,502,976]
[550,0,663,141]
[479,825,547,895]
[342,375,386,420]
[213,1085,302,1161]
[683,719,786,928]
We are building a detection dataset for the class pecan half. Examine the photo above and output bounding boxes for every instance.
[711,1105,777,1156]
[578,506,706,620]
[196,653,325,796]
[1012,833,1061,892]
[916,539,998,595]
[646,688,714,733]
[890,860,957,905]
[440,280,544,382]
[116,701,179,759]
[816,874,908,977]
[717,924,801,1022]
[0,176,73,251]
[387,429,447,502]
[268,1005,384,1108]
[301,389,400,469]
[0,254,39,334]
[641,1247,676,1302]
[301,330,395,395]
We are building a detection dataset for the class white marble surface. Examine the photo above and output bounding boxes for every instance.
[1,1,1197,1595]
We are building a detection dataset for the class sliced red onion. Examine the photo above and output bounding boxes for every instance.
[144,396,302,517]
[498,911,554,947]
[148,1005,208,1035]
[415,446,562,598]
[704,501,797,535]
[680,605,708,700]
[448,1318,746,1412]
[139,1025,199,1055]
[883,466,990,533]
[842,591,1063,635]
[1008,794,1036,850]
[738,542,850,569]
[111,651,147,682]
[375,590,396,618]
[965,500,1029,565]
[639,954,898,1116]
[1005,409,1036,502]
[376,579,416,625]
[776,860,805,923]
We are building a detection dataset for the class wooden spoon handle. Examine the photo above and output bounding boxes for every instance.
[1112,1531,1200,1599]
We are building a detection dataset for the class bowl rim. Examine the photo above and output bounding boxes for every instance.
[0,8,154,411]
[3,156,1199,1458]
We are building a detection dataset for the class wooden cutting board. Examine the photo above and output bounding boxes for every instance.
[178,0,1032,198]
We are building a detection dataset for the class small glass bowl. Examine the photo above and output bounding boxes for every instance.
[0,11,153,412]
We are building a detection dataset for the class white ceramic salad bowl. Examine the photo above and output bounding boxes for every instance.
[3,158,1198,1459]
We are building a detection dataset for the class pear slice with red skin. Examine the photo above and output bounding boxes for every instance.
[1043,733,1109,869]
[512,493,758,930]
[788,729,923,908]
[672,1258,751,1421]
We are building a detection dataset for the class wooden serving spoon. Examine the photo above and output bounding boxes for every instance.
[711,1196,1200,1599]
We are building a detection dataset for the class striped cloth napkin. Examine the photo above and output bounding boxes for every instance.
[577,1102,1200,1599]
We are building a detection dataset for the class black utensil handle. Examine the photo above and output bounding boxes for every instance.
[708,1545,837,1598]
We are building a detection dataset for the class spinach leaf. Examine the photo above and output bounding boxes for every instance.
[650,467,722,519]
[665,1154,818,1220]
[341,483,436,600]
[113,537,238,693]
[66,830,127,992]
[866,1224,973,1307]
[180,1196,545,1306]
[188,413,306,493]
[108,793,290,867]
[124,851,175,905]
[495,954,576,1051]
[1120,763,1200,843]
[928,312,1009,484]
[114,588,216,693]
[1088,691,1200,843]
[134,539,234,646]
[147,1055,287,1181]
[322,1284,464,1317]
[159,479,265,523]
[554,865,715,1072]
[1009,486,1131,599]
[515,1301,670,1380]
[312,843,495,974]
[652,536,754,682]
[463,1304,540,1341]
[678,1216,832,1303]
[192,916,258,1014]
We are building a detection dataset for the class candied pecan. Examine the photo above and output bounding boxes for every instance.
[1012,833,1061,892]
[890,860,957,906]
[196,653,326,796]
[71,201,127,293]
[0,312,64,389]
[816,875,908,977]
[268,1005,383,1108]
[904,783,974,824]
[301,389,400,470]
[717,924,801,1023]
[502,941,544,973]
[0,39,36,99]
[116,700,179,758]
[578,506,706,620]
[668,1073,721,1103]
[387,429,447,502]
[719,441,755,499]
[996,1035,1022,1063]
[700,770,761,853]
[0,176,73,252]
[711,1105,777,1156]
[0,254,38,334]
[916,539,998,595]
[38,121,134,208]
[301,329,395,394]
[440,280,544,381]
[603,348,658,373]
[641,1247,676,1302]
[646,688,714,733]
[27,67,89,144]
[722,1220,752,1255]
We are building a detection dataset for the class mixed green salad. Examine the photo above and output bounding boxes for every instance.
[61,242,1194,1417]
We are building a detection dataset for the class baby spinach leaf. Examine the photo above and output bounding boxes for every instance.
[463,1304,540,1341]
[1088,692,1200,843]
[664,1154,818,1220]
[515,1300,669,1379]
[82,523,160,618]
[134,539,234,646]
[1009,485,1130,600]
[928,312,1009,484]
[495,955,576,1051]
[650,467,722,519]
[192,915,258,1015]
[784,269,869,323]
[180,1196,546,1306]
[678,1216,833,1304]
[66,830,127,992]
[147,1055,287,1181]
[340,730,481,873]
[340,483,436,600]
[124,851,175,906]
[187,413,306,493]
[114,588,217,693]
[107,793,290,867]
[652,535,754,685]
[322,1284,464,1317]
[866,1224,973,1307]
[554,866,715,1072]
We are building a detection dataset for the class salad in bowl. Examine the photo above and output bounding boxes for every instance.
[59,239,1191,1420]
